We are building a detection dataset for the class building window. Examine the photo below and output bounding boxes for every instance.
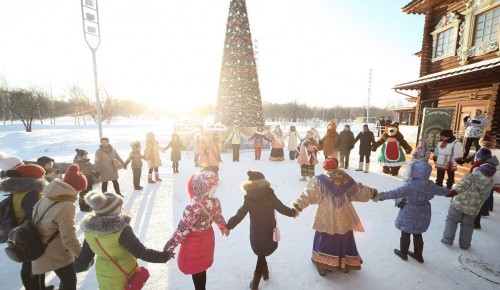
[435,28,457,58]
[431,12,461,61]
[473,7,500,46]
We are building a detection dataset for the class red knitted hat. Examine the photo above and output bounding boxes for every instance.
[16,164,46,179]
[323,158,339,170]
[63,164,88,191]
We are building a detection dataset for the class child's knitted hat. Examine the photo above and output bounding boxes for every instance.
[478,163,496,177]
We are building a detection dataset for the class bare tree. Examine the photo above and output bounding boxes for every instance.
[6,87,49,132]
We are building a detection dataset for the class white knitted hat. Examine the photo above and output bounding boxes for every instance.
[0,155,23,171]
[85,191,123,216]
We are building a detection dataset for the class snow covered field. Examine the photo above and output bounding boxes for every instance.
[1,119,499,290]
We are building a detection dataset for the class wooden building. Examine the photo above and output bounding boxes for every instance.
[394,0,500,141]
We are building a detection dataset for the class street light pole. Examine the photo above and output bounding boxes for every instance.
[81,0,103,140]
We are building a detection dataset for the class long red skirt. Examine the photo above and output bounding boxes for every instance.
[178,227,215,275]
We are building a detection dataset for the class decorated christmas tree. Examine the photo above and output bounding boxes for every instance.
[215,0,265,127]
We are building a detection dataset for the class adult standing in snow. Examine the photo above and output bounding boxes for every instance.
[0,164,53,290]
[248,127,270,160]
[292,158,378,275]
[283,125,301,160]
[32,164,88,290]
[164,171,228,290]
[297,130,319,181]
[462,109,489,161]
[353,124,375,173]
[432,130,463,189]
[477,134,500,214]
[225,126,247,162]
[74,191,174,289]
[165,133,186,174]
[198,133,220,175]
[225,171,298,290]
[377,160,450,263]
[337,124,355,169]
[268,125,285,161]
[95,137,125,196]
[144,132,165,183]
[376,116,386,137]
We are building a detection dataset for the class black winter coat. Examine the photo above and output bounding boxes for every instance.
[354,130,375,155]
[337,130,355,152]
[165,140,186,162]
[226,179,296,256]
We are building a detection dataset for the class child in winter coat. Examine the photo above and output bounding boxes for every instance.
[124,141,144,190]
[0,164,52,290]
[478,134,500,214]
[197,134,220,175]
[377,160,450,263]
[165,133,187,173]
[74,191,173,289]
[467,148,499,228]
[297,130,319,181]
[32,164,87,290]
[293,158,378,275]
[164,171,228,290]
[337,124,355,169]
[432,129,463,189]
[248,127,270,160]
[268,125,285,161]
[226,171,298,289]
[144,132,165,183]
[74,149,95,211]
[441,163,496,249]
[412,139,431,162]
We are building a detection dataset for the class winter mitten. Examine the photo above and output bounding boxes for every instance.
[371,189,381,202]
[292,202,302,212]
[471,120,481,124]
[447,190,457,198]
[463,115,470,122]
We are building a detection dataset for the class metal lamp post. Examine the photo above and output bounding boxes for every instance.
[81,0,103,140]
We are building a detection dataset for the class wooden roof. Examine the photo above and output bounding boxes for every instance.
[402,0,448,14]
[393,57,500,90]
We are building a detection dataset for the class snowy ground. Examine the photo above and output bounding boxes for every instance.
[0,119,499,290]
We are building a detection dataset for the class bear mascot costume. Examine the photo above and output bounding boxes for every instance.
[372,123,412,176]
[320,120,339,159]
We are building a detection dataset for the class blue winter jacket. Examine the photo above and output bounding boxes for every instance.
[379,161,449,234]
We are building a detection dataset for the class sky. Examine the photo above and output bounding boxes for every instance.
[0,0,424,112]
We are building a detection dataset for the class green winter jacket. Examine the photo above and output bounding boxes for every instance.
[451,171,493,216]
[85,229,137,290]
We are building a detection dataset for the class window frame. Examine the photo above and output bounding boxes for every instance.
[431,16,461,62]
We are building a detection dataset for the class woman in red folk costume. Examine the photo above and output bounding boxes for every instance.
[269,125,285,161]
[164,171,228,290]
[248,127,270,160]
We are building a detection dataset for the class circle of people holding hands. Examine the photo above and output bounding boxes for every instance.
[0,117,498,290]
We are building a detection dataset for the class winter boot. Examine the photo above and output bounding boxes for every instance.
[250,271,262,290]
[175,163,179,173]
[355,162,363,171]
[155,172,162,181]
[408,240,424,263]
[311,258,326,276]
[148,174,156,184]
[262,264,269,281]
[364,163,370,173]
[394,237,410,261]
[339,162,344,168]
[345,161,349,169]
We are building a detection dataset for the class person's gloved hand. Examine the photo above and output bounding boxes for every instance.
[471,120,481,124]
[405,148,412,154]
[463,115,470,122]
[395,198,407,209]
[432,156,437,162]
[447,190,458,198]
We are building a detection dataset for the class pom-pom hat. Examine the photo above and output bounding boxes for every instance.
[480,134,497,147]
[63,164,88,191]
[85,191,123,216]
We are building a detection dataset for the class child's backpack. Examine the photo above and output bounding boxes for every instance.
[0,194,17,243]
[4,200,59,263]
